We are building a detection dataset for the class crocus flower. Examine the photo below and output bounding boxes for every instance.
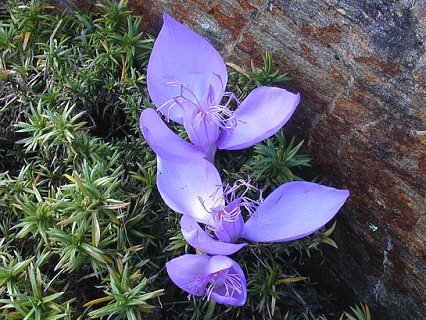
[157,156,349,256]
[141,13,300,162]
[166,254,247,306]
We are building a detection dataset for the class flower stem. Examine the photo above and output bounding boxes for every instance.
[204,300,216,320]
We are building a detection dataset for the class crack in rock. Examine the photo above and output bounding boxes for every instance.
[373,236,393,302]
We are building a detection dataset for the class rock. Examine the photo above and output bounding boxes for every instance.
[55,0,426,318]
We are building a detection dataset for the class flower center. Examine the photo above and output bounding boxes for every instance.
[212,202,241,223]
[205,268,243,301]
[197,179,263,243]
[158,75,238,129]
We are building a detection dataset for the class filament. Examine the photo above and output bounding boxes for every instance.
[204,268,243,301]
[159,74,239,128]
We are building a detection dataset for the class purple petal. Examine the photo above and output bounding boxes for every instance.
[218,87,300,150]
[166,255,247,306]
[241,181,349,242]
[205,255,234,274]
[214,213,244,243]
[183,110,219,162]
[207,256,247,306]
[157,157,223,224]
[181,215,247,255]
[166,254,210,296]
[139,108,204,162]
[147,13,227,124]
[214,217,244,243]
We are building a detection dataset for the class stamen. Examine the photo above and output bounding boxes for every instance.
[198,178,262,230]
[223,205,240,221]
[160,74,239,129]
[198,196,213,214]
[220,178,262,216]
[157,98,179,121]
[204,268,243,301]
[158,75,202,121]
[186,273,211,300]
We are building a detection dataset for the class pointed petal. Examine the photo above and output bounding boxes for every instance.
[208,256,247,306]
[147,13,227,123]
[139,108,204,162]
[157,157,223,224]
[181,215,247,255]
[166,254,210,296]
[241,181,349,242]
[218,87,300,150]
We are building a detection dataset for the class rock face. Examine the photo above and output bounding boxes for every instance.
[61,0,425,319]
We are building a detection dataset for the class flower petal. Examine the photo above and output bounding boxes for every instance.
[166,255,247,306]
[207,256,247,306]
[218,87,300,150]
[181,215,247,255]
[157,157,223,224]
[241,181,349,242]
[183,110,219,162]
[147,13,227,124]
[213,201,245,243]
[205,255,234,275]
[139,108,204,162]
[166,254,210,296]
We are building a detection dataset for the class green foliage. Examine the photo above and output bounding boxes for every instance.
[16,101,86,152]
[246,253,284,316]
[280,304,371,320]
[0,0,162,318]
[0,249,33,294]
[227,52,291,99]
[0,258,73,320]
[14,192,60,245]
[86,263,164,319]
[340,304,371,320]
[242,130,311,189]
[1,0,152,137]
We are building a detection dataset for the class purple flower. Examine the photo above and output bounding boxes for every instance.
[157,157,349,256]
[166,254,247,306]
[141,13,300,162]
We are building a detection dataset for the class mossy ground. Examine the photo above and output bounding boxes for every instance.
[0,1,370,319]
